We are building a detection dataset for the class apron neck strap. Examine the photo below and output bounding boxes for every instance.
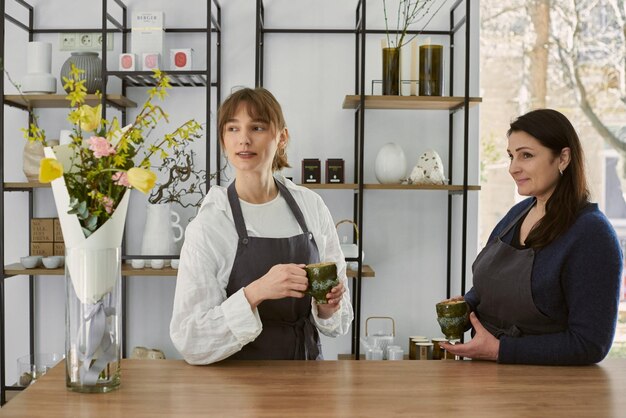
[227,182,249,239]
[499,199,535,237]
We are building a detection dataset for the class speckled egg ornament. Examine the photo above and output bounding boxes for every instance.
[408,149,446,185]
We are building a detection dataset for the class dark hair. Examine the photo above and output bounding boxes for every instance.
[507,108,589,248]
[218,87,290,171]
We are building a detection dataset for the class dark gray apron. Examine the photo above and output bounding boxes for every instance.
[225,179,322,360]
[471,203,567,338]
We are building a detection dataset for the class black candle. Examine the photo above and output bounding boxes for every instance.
[419,44,444,96]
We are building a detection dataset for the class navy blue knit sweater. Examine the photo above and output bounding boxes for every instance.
[464,198,622,365]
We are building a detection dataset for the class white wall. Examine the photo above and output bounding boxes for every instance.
[2,0,479,384]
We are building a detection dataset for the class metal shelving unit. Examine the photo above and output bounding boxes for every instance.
[0,0,222,405]
[255,0,478,359]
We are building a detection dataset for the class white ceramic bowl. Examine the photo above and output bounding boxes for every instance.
[150,259,164,269]
[20,256,42,269]
[131,259,145,269]
[51,255,65,267]
[42,256,61,269]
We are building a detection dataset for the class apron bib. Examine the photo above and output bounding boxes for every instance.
[472,203,567,338]
[225,179,322,360]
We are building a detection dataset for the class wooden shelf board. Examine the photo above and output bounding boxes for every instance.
[4,263,178,277]
[121,265,179,276]
[342,95,482,110]
[299,183,358,189]
[4,94,137,109]
[300,183,480,191]
[364,184,481,191]
[4,182,50,190]
[347,265,375,278]
[5,263,375,278]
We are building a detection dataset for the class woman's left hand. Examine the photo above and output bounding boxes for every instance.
[439,312,500,361]
[316,282,345,319]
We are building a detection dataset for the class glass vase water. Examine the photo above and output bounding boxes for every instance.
[65,247,121,393]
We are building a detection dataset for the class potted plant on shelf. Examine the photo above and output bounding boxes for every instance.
[381,0,441,95]
[3,70,55,182]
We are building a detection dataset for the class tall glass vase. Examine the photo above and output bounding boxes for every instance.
[382,47,401,96]
[65,247,121,393]
[419,44,444,96]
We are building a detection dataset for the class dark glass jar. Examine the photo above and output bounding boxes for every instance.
[419,45,444,96]
[382,47,401,96]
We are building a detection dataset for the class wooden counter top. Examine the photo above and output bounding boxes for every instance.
[2,359,625,417]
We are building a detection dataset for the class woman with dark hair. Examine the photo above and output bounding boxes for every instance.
[441,108,622,365]
[170,87,353,364]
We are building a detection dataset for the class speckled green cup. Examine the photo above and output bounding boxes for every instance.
[435,300,470,340]
[304,262,338,304]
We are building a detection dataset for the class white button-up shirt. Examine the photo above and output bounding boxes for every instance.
[170,175,354,364]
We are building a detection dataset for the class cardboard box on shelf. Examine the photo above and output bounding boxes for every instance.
[170,48,192,70]
[53,218,63,242]
[302,159,321,184]
[119,53,136,71]
[131,11,164,57]
[31,218,54,242]
[326,159,345,184]
[142,52,161,71]
[53,242,65,256]
[31,242,54,257]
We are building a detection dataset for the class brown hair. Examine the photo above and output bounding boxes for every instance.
[507,109,589,248]
[218,87,290,171]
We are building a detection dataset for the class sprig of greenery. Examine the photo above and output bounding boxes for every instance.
[68,197,98,237]
[3,69,49,146]
[383,0,443,49]
[34,64,203,237]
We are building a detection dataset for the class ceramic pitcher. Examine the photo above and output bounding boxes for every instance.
[140,203,183,268]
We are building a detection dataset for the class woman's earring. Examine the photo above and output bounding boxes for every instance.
[559,169,563,176]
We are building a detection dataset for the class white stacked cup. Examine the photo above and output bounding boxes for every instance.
[387,345,404,360]
[366,348,383,360]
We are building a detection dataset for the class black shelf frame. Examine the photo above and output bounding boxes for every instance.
[0,0,222,405]
[255,0,476,359]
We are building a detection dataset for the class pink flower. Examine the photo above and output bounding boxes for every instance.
[101,196,114,214]
[112,171,131,187]
[88,136,116,158]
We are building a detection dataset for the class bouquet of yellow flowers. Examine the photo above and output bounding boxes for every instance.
[33,64,202,238]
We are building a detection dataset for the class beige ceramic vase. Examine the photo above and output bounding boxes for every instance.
[23,140,58,182]
[22,141,45,182]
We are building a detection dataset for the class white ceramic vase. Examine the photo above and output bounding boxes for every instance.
[22,42,56,94]
[140,203,184,268]
[374,142,407,184]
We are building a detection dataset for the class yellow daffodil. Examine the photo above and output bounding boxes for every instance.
[39,158,64,183]
[79,104,102,132]
[127,167,157,194]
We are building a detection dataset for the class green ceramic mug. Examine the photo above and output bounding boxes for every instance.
[435,300,470,340]
[304,262,338,304]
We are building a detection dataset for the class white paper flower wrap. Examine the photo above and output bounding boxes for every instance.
[44,146,129,304]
